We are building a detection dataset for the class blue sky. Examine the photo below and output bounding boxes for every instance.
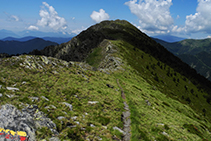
[0,0,211,39]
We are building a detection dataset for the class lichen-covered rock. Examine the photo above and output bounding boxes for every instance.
[2,55,72,71]
[0,104,59,141]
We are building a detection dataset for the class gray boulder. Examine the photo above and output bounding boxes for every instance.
[0,104,59,141]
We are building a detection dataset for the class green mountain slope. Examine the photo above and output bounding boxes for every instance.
[154,38,211,55]
[153,38,211,81]
[1,20,211,140]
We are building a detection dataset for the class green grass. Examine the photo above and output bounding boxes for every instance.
[1,39,211,141]
[0,56,125,140]
[85,47,103,67]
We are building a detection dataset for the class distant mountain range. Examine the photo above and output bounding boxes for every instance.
[0,29,76,39]
[2,36,72,44]
[0,38,58,55]
[152,35,186,42]
[153,37,211,81]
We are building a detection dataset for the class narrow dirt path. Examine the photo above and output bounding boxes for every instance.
[117,79,131,141]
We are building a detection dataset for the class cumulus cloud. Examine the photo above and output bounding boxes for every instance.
[71,26,87,35]
[125,0,174,34]
[28,25,39,30]
[185,0,211,33]
[207,35,211,38]
[37,2,67,30]
[90,9,110,23]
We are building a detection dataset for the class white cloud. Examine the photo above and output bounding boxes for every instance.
[90,9,110,23]
[37,2,67,30]
[28,25,39,30]
[11,15,19,22]
[172,25,184,33]
[125,0,174,34]
[4,12,20,22]
[207,35,211,38]
[185,0,211,33]
[71,26,86,35]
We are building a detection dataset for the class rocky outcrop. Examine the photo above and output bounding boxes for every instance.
[97,40,125,73]
[0,104,59,141]
[1,55,72,70]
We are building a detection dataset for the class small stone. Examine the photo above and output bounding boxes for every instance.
[12,83,17,86]
[75,121,80,125]
[22,81,27,84]
[57,116,65,120]
[90,124,95,127]
[88,101,99,104]
[157,123,164,126]
[162,131,169,136]
[113,126,124,134]
[6,87,19,91]
[52,71,59,74]
[41,96,49,101]
[61,102,73,111]
[71,116,77,120]
[97,136,102,140]
[45,105,56,109]
[69,125,77,128]
[0,93,2,97]
[5,94,15,98]
[30,97,39,102]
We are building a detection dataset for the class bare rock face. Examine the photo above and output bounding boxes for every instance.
[0,104,59,141]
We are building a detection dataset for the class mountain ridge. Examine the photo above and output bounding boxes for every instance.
[31,20,210,90]
[153,37,211,81]
[2,36,73,44]
[1,20,211,140]
[0,29,76,39]
[0,38,58,55]
[152,35,186,42]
